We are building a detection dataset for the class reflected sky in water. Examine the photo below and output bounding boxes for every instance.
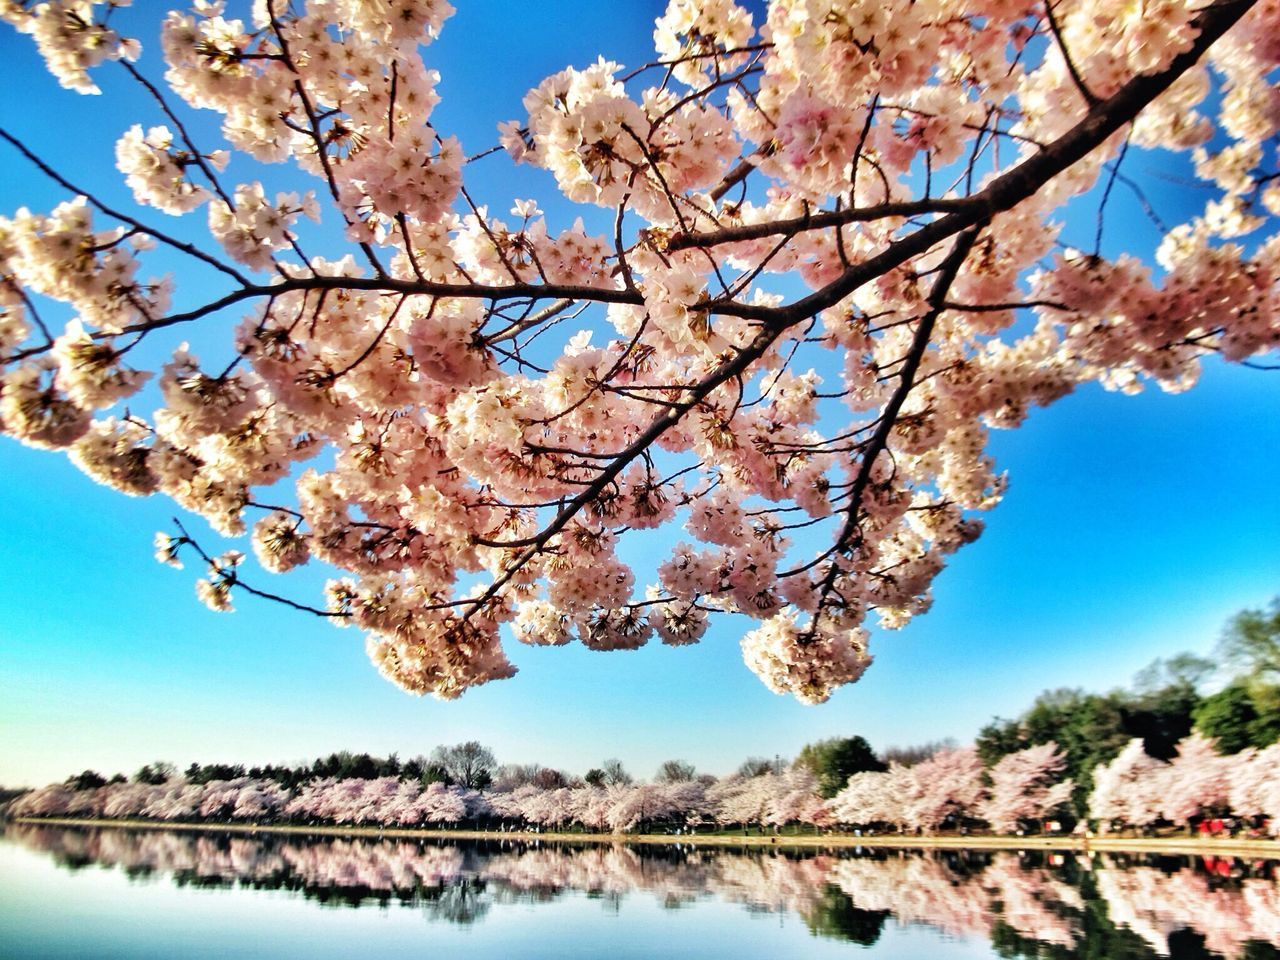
[1,826,1277,960]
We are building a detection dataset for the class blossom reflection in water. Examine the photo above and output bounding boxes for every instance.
[6,825,1280,959]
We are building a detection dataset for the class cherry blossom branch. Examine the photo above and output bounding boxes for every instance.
[119,61,238,213]
[1043,0,1102,108]
[0,0,1268,702]
[0,127,249,285]
[708,149,764,202]
[736,0,1255,326]
[799,228,981,621]
[672,1,1251,267]
[664,197,966,252]
[168,518,347,618]
[263,0,386,279]
[294,0,1256,637]
[1095,129,1133,254]
[101,277,638,340]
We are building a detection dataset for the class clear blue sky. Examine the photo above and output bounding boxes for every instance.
[1,1,1276,787]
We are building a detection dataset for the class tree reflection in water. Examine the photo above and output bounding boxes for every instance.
[802,885,889,945]
[6,825,1279,959]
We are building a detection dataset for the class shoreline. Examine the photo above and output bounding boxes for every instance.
[10,816,1280,858]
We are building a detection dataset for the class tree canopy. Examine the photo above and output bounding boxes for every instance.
[655,759,698,782]
[430,741,497,790]
[795,735,887,798]
[1,0,1277,703]
[1219,597,1280,686]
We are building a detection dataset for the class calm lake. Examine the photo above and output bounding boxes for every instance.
[1,825,1276,959]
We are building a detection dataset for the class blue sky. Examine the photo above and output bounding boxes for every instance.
[1,1,1277,787]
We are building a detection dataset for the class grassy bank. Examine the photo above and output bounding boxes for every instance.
[10,816,1280,858]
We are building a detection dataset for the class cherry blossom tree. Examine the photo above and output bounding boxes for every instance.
[764,765,825,828]
[232,779,290,820]
[706,771,776,828]
[979,741,1073,833]
[568,784,613,831]
[1088,738,1169,829]
[1228,741,1280,832]
[1160,731,1231,827]
[417,781,468,824]
[9,784,77,818]
[595,779,711,831]
[283,776,342,822]
[198,777,251,819]
[826,746,986,833]
[100,781,158,819]
[902,745,986,832]
[506,782,553,825]
[827,767,903,828]
[2,0,1277,702]
[141,781,204,820]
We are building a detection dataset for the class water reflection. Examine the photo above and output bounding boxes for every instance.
[6,824,1279,959]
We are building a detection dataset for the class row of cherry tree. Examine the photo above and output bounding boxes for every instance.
[830,735,1280,835]
[11,734,1280,834]
[9,765,826,833]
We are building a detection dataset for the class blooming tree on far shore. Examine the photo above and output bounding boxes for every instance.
[1089,739,1169,829]
[980,741,1073,832]
[2,0,1279,702]
[827,745,986,832]
[8,730,1280,836]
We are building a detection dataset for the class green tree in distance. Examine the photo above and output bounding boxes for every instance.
[1219,597,1280,685]
[795,737,887,799]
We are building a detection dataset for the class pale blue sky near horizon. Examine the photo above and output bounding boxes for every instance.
[1,1,1277,788]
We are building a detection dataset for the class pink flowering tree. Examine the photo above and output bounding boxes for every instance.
[1160,732,1231,827]
[979,741,1073,833]
[706,772,777,830]
[9,784,77,818]
[655,779,711,828]
[827,767,903,829]
[417,782,468,825]
[141,781,204,820]
[604,783,655,833]
[903,745,987,833]
[3,0,1279,703]
[198,777,251,819]
[764,765,825,829]
[101,782,160,820]
[283,777,341,823]
[1088,739,1169,830]
[566,785,612,832]
[828,748,986,832]
[232,779,290,820]
[1227,742,1280,833]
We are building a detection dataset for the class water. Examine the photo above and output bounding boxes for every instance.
[0,824,1276,959]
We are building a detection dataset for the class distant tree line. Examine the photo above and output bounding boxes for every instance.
[7,600,1277,840]
[34,737,902,810]
[977,597,1280,812]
